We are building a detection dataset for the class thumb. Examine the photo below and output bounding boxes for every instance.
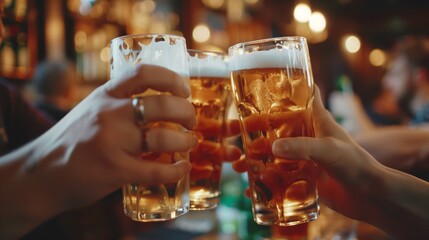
[272,137,372,186]
[313,87,352,141]
[272,137,342,167]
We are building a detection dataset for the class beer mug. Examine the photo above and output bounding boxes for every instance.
[110,34,190,222]
[228,36,319,226]
[187,49,231,210]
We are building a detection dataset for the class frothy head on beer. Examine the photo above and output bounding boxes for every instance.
[228,37,310,72]
[110,34,189,79]
[188,50,229,78]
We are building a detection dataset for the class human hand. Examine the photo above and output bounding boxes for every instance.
[271,87,383,221]
[231,87,385,220]
[33,64,197,212]
[190,116,242,181]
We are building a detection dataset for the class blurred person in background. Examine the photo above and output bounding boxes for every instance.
[381,36,429,125]
[330,36,429,177]
[30,60,79,122]
[0,78,53,155]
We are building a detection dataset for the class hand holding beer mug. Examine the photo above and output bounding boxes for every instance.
[110,34,191,221]
[229,37,319,226]
[188,50,232,210]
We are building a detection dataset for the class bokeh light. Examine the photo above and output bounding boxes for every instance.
[369,48,387,67]
[294,3,312,23]
[344,35,361,53]
[192,24,211,43]
[309,11,326,32]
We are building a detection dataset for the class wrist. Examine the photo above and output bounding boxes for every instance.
[0,139,65,238]
[18,139,68,234]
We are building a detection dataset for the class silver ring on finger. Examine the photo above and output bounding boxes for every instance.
[132,96,146,127]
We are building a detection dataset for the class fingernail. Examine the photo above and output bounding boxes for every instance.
[177,160,192,172]
[185,161,192,172]
[272,140,287,155]
[191,133,198,148]
[183,82,191,97]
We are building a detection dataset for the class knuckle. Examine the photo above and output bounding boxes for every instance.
[147,167,160,183]
[156,96,172,110]
[323,136,339,146]
[147,129,171,150]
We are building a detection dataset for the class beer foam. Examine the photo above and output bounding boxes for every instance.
[229,48,307,71]
[110,35,189,79]
[188,53,229,78]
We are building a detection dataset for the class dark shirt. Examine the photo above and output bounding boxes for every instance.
[33,100,69,122]
[0,78,53,156]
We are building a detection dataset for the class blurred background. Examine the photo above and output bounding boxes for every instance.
[2,0,429,103]
[1,0,429,239]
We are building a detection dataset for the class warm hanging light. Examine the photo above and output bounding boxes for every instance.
[343,35,361,53]
[294,3,312,23]
[192,24,211,43]
[309,11,326,32]
[202,0,224,9]
[369,48,386,67]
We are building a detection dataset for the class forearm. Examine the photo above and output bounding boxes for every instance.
[0,138,65,239]
[362,164,429,238]
[355,126,429,172]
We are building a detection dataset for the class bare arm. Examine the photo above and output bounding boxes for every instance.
[355,126,429,173]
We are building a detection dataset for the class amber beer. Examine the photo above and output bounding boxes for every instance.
[110,34,190,222]
[188,50,231,210]
[229,37,319,226]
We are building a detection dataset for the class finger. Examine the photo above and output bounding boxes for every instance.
[190,140,221,165]
[146,128,198,152]
[242,114,271,132]
[106,64,190,98]
[232,155,247,173]
[245,188,251,198]
[225,119,241,137]
[195,140,220,154]
[144,95,196,130]
[197,119,240,138]
[124,158,192,184]
[190,164,214,181]
[196,117,222,138]
[272,137,341,164]
[223,144,243,162]
[313,87,350,141]
[272,137,360,185]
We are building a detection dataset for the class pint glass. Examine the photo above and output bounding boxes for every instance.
[228,36,319,226]
[110,34,190,221]
[188,50,231,210]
